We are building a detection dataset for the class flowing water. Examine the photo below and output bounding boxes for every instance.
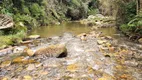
[0,22,142,80]
[29,22,142,80]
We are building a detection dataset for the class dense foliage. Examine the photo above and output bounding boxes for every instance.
[120,13,142,39]
[0,0,48,28]
[116,0,137,25]
[0,0,48,46]
[117,0,142,40]
[0,0,92,46]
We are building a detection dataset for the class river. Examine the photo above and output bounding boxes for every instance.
[0,22,141,80]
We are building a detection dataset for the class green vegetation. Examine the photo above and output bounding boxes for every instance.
[0,0,50,46]
[118,0,142,40]
[88,0,99,15]
[88,8,99,15]
[120,13,142,39]
[0,21,27,47]
[0,0,48,27]
[116,0,137,25]
[0,0,141,47]
[0,30,26,47]
[0,0,91,46]
[71,0,81,7]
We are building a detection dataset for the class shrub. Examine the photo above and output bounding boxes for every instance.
[88,8,99,15]
[71,0,81,7]
[120,13,142,38]
[13,14,38,27]
[0,30,26,46]
[125,1,137,23]
[22,5,30,15]
[29,3,42,18]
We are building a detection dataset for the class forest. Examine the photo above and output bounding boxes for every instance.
[0,0,142,80]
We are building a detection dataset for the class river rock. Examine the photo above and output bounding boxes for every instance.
[88,14,104,20]
[21,40,33,45]
[88,15,96,20]
[0,47,13,56]
[25,49,35,56]
[29,35,40,39]
[105,36,113,40]
[124,61,138,67]
[77,33,87,41]
[91,26,98,30]
[13,46,27,53]
[26,64,35,70]
[138,38,142,44]
[97,40,107,45]
[34,44,67,58]
[0,60,11,68]
[77,33,87,38]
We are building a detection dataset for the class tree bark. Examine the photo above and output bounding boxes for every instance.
[137,0,142,14]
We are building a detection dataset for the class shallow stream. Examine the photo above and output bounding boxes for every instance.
[0,22,141,80]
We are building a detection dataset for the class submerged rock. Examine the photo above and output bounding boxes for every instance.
[35,44,67,58]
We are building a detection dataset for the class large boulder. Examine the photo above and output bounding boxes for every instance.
[34,44,67,58]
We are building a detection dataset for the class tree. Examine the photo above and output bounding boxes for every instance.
[137,0,142,14]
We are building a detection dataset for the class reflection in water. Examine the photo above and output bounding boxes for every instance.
[29,22,92,37]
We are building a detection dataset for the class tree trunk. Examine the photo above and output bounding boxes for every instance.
[137,0,142,14]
